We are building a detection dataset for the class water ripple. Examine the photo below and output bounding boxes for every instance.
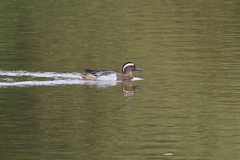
[0,70,143,88]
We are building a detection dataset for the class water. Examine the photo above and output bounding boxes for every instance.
[0,1,240,160]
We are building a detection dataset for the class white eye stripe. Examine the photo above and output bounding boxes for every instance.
[122,63,134,72]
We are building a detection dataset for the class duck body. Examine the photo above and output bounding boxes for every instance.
[82,62,142,81]
[83,70,118,81]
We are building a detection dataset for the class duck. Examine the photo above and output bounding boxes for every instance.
[82,62,142,81]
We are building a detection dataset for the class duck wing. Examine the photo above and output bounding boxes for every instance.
[84,69,116,77]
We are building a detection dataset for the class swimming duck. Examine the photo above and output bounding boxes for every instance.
[82,62,142,81]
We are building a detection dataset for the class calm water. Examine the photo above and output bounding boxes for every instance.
[0,1,240,160]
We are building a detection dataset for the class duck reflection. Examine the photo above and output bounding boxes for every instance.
[122,80,142,97]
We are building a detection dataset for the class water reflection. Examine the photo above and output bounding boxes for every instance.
[122,80,142,97]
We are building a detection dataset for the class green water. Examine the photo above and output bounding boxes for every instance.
[0,1,240,160]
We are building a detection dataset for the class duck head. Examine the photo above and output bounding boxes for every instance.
[122,62,142,74]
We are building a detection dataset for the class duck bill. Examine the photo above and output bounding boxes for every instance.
[134,67,142,71]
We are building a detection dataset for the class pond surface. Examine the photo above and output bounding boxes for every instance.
[0,1,240,160]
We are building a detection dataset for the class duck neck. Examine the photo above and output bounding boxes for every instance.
[123,70,133,79]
